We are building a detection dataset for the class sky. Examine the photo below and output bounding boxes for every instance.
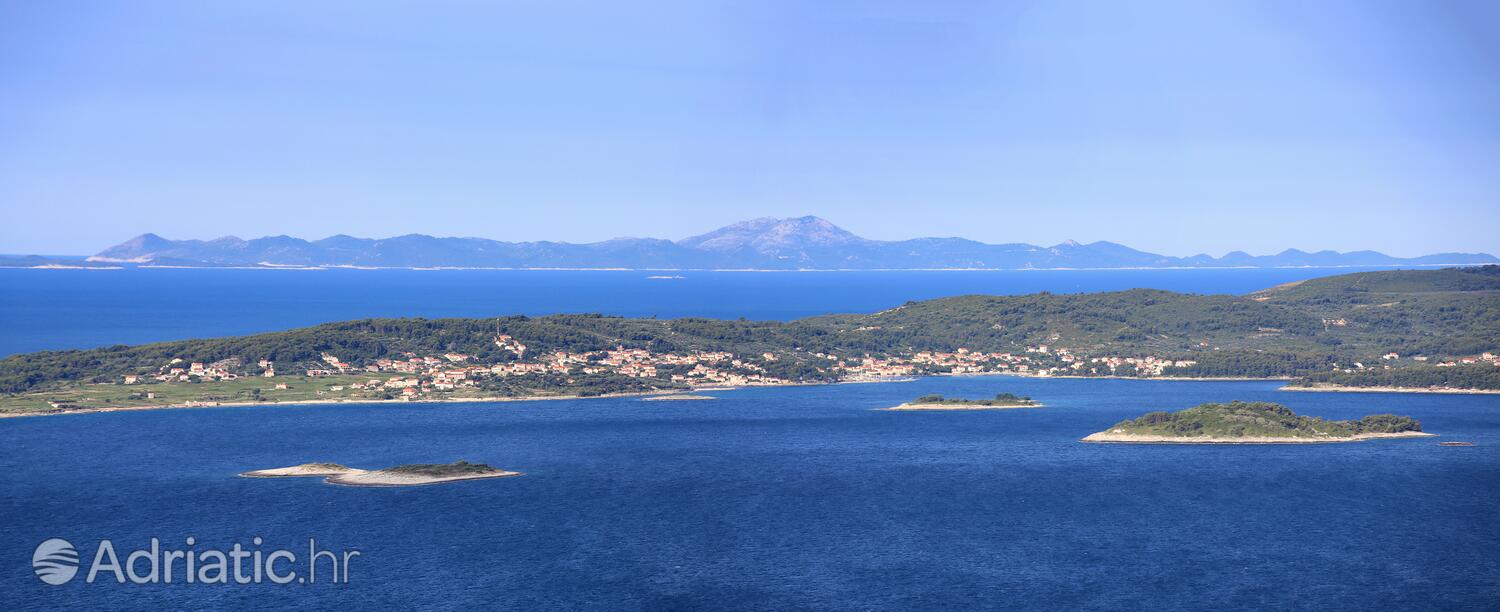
[1,1,1498,257]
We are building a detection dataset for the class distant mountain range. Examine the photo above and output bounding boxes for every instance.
[55,216,1499,270]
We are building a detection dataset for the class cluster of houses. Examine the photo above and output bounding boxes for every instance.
[671,356,783,387]
[125,332,1498,399]
[135,358,244,384]
[123,341,1207,396]
[1330,352,1500,372]
[1082,355,1198,376]
[263,346,795,397]
[1429,352,1500,368]
[838,347,1196,379]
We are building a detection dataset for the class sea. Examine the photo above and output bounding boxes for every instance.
[1,267,1497,610]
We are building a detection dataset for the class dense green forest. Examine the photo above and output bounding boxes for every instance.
[1,266,1496,396]
[1291,364,1500,390]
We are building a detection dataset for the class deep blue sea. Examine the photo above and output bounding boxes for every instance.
[0,266,1424,356]
[2,378,1497,610]
[3,267,1498,610]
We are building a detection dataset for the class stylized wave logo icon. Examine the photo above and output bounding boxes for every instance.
[32,538,79,586]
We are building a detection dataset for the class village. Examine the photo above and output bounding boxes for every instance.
[113,311,1500,403]
[116,329,1234,402]
[100,335,1500,408]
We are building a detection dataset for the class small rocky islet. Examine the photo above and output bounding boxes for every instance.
[241,460,521,487]
[1083,401,1432,444]
[885,393,1040,411]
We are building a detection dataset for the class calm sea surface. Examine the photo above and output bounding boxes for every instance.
[0,266,1419,356]
[2,377,1497,609]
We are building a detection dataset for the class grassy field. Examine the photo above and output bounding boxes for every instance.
[0,375,392,415]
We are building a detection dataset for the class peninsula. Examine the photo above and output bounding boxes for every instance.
[1082,401,1432,444]
[241,460,520,487]
[886,393,1039,410]
[2,266,1496,416]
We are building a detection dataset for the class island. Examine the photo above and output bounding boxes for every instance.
[886,393,1040,410]
[74,216,1500,270]
[2,266,1496,416]
[240,460,521,487]
[1082,401,1433,444]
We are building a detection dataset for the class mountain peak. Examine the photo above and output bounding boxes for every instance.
[678,216,866,252]
[125,233,170,247]
[87,233,178,262]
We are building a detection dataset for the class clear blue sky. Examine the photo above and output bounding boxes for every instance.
[2,0,1497,256]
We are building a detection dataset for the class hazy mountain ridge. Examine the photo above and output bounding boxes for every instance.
[81,216,1498,270]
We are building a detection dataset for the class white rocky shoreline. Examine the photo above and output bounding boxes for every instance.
[1080,431,1436,444]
